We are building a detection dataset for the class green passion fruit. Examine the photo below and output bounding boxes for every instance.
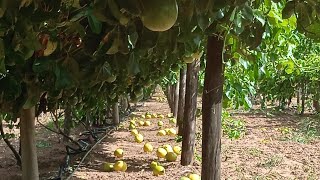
[183,56,195,63]
[144,78,153,87]
[106,75,117,83]
[134,87,144,97]
[140,0,178,32]
[131,93,144,103]
[109,93,117,100]
[170,64,180,72]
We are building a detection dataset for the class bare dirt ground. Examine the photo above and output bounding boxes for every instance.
[0,90,319,180]
[0,113,68,180]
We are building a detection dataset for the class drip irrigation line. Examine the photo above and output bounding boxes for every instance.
[65,126,116,180]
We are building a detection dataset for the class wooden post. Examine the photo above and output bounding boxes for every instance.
[301,83,306,115]
[181,60,199,166]
[177,68,187,135]
[170,85,175,112]
[113,102,120,125]
[166,85,172,112]
[313,100,320,113]
[173,80,180,118]
[296,88,300,106]
[313,83,320,113]
[260,94,266,109]
[201,35,224,180]
[120,95,129,112]
[20,107,39,180]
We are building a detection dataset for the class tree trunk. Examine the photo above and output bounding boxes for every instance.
[113,102,120,125]
[301,83,306,115]
[173,81,180,119]
[103,107,109,125]
[170,85,175,113]
[279,97,286,110]
[63,104,72,142]
[313,100,320,113]
[287,96,292,108]
[120,95,129,112]
[260,94,266,109]
[296,88,300,106]
[181,60,199,166]
[313,83,320,113]
[201,35,224,180]
[20,107,39,180]
[166,85,172,112]
[313,91,320,113]
[177,68,187,135]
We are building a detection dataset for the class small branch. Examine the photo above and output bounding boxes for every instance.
[50,111,82,147]
[36,116,60,134]
[0,119,21,167]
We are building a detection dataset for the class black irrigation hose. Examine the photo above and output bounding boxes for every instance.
[50,107,135,180]
[49,125,117,180]
[65,126,116,180]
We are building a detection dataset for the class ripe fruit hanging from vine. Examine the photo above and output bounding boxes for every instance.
[140,0,178,31]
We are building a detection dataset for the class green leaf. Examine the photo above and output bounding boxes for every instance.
[197,14,210,32]
[33,57,55,73]
[128,31,138,48]
[54,65,73,89]
[22,32,42,51]
[0,75,21,101]
[92,5,116,24]
[196,0,211,14]
[68,22,86,37]
[107,0,129,25]
[254,10,265,25]
[233,13,244,34]
[0,38,5,73]
[234,0,247,6]
[0,0,7,18]
[69,0,81,8]
[282,1,295,19]
[70,9,87,22]
[88,14,102,34]
[242,5,254,21]
[229,7,237,22]
[283,60,295,74]
[95,61,112,81]
[239,58,249,69]
[127,52,140,75]
[20,0,33,9]
[263,0,272,13]
[62,57,80,80]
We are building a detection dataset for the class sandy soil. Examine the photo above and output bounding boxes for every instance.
[0,90,319,180]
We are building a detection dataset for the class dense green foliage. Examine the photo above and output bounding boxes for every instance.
[0,0,320,149]
[217,2,320,111]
